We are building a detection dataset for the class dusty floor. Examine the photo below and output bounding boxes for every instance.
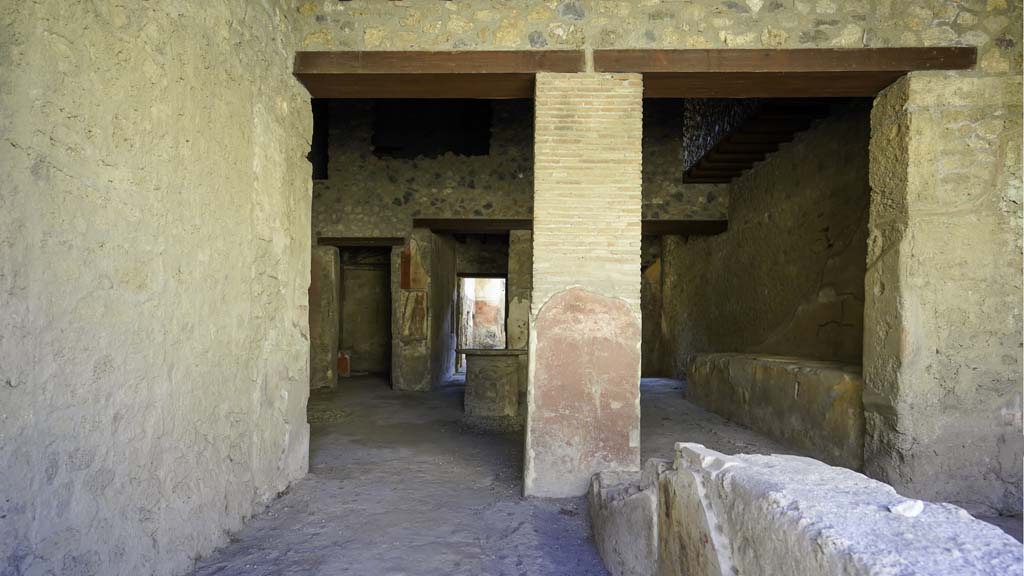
[191,377,1020,575]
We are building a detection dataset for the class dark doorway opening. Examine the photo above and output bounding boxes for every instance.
[338,246,392,379]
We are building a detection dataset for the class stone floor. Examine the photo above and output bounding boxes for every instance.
[190,375,606,576]
[190,376,1021,575]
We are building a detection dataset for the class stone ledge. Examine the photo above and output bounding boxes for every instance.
[687,353,864,469]
[589,444,1022,576]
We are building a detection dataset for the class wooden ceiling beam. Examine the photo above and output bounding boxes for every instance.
[295,50,585,98]
[595,48,975,97]
[295,47,974,99]
[412,218,531,233]
[593,47,976,73]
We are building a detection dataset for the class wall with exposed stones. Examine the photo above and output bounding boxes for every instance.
[313,100,534,239]
[455,234,510,275]
[312,99,726,242]
[660,103,871,376]
[0,2,311,575]
[293,0,1021,76]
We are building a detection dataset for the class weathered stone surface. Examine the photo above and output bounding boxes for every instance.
[660,104,870,377]
[311,246,341,389]
[865,72,1023,515]
[661,443,1023,576]
[312,101,724,242]
[643,100,729,221]
[464,352,524,432]
[594,445,1023,576]
[0,2,312,574]
[507,230,533,353]
[588,460,667,576]
[393,230,432,391]
[527,288,642,497]
[294,1,1021,75]
[399,291,429,341]
[688,353,865,470]
[429,234,457,388]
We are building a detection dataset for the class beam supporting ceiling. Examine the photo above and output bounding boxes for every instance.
[410,218,726,237]
[295,51,585,98]
[318,236,405,247]
[594,47,976,97]
[294,47,975,99]
[412,218,532,233]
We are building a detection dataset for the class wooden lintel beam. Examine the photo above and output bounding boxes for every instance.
[296,50,586,75]
[295,50,585,98]
[682,176,733,184]
[319,236,405,247]
[593,47,976,73]
[697,161,756,169]
[412,218,532,233]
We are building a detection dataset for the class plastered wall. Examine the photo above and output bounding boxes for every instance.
[661,104,871,377]
[0,2,312,575]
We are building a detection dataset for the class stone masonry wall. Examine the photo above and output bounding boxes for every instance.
[313,101,534,239]
[312,99,725,242]
[526,73,643,497]
[661,104,871,377]
[0,2,312,575]
[293,1,1021,76]
[865,72,1022,515]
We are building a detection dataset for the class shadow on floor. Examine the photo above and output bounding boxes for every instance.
[190,375,607,576]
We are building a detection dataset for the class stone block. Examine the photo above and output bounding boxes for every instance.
[464,352,522,431]
[592,445,1022,576]
[392,339,430,392]
[589,460,667,576]
[687,353,864,470]
[656,443,1022,576]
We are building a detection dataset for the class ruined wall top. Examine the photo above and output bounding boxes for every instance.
[291,0,1021,75]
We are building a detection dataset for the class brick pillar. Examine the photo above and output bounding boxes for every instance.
[866,72,1022,515]
[525,73,643,497]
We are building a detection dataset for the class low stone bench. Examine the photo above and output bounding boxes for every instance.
[688,353,864,470]
[590,444,1022,576]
